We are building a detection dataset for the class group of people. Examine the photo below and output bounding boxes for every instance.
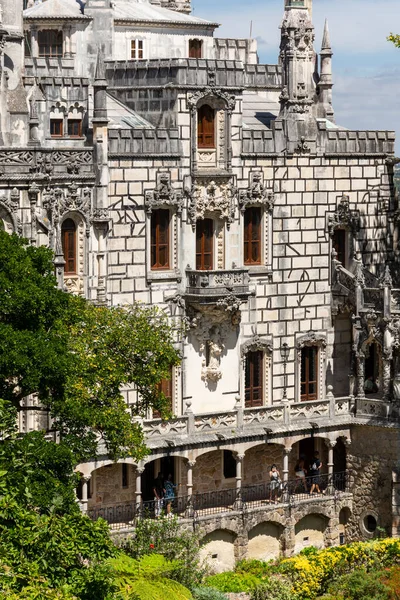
[153,472,178,517]
[269,451,325,502]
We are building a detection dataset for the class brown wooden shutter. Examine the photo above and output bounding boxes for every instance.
[61,218,77,274]
[153,367,173,418]
[197,105,215,148]
[244,207,262,265]
[196,219,214,270]
[38,30,63,57]
[150,209,170,270]
[189,39,202,59]
[301,346,318,401]
[245,351,263,408]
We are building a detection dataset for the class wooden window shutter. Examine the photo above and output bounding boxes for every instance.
[244,207,262,265]
[196,218,214,270]
[150,209,170,270]
[61,218,77,274]
[301,346,318,401]
[197,105,215,148]
[245,350,263,408]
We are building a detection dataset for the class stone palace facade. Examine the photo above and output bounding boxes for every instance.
[2,0,400,569]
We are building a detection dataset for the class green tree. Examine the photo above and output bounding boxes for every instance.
[387,33,400,47]
[0,231,180,461]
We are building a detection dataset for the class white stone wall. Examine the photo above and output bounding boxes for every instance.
[113,27,215,61]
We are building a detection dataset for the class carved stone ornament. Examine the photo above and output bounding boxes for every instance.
[145,173,184,215]
[297,330,327,350]
[380,265,393,288]
[188,178,237,229]
[240,335,273,358]
[328,195,360,236]
[0,188,22,234]
[42,184,92,230]
[187,88,236,115]
[295,136,310,154]
[188,305,239,386]
[239,172,275,213]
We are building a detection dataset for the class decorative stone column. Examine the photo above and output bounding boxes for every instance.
[28,182,39,246]
[282,447,292,502]
[185,460,196,517]
[234,454,245,509]
[30,27,38,58]
[356,353,366,399]
[135,466,145,509]
[81,475,92,514]
[325,440,336,494]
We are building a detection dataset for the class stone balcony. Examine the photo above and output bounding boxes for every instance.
[184,267,252,306]
[141,395,398,450]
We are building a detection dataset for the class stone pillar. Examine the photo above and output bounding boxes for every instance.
[185,460,196,517]
[64,26,72,58]
[30,27,38,58]
[135,466,144,508]
[28,183,39,246]
[190,107,197,172]
[325,440,336,494]
[283,447,291,502]
[225,109,232,171]
[356,353,365,399]
[81,475,91,513]
[234,453,244,509]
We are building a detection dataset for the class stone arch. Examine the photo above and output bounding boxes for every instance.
[86,461,137,508]
[339,506,352,544]
[247,521,284,561]
[294,513,329,553]
[242,442,285,487]
[199,529,237,574]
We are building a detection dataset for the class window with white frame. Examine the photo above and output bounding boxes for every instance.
[131,39,144,59]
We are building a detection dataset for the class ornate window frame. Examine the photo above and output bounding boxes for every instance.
[145,172,183,283]
[328,195,360,268]
[240,335,273,407]
[296,331,327,403]
[187,79,236,173]
[239,171,275,272]
[150,364,181,419]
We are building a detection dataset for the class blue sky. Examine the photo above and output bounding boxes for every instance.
[193,0,400,154]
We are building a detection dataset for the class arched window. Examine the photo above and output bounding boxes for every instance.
[196,218,213,270]
[197,104,215,149]
[61,218,77,274]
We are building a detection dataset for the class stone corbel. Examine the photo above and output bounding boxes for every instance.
[239,172,275,214]
[144,173,183,215]
[328,194,360,237]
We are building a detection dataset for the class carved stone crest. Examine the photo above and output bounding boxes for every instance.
[145,173,183,215]
[239,172,275,213]
[188,178,237,229]
[240,334,273,358]
[328,195,360,236]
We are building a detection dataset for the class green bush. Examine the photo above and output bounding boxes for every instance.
[236,559,272,577]
[250,578,293,600]
[204,571,260,593]
[321,569,391,600]
[192,586,229,600]
[120,516,204,589]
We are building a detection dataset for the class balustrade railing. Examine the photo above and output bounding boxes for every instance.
[87,471,351,530]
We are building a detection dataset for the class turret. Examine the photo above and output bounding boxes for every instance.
[277,0,318,149]
[318,19,334,122]
[285,0,312,19]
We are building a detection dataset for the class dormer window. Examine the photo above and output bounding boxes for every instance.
[131,39,144,59]
[38,30,63,58]
[189,39,202,59]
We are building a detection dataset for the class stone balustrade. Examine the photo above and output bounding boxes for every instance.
[185,268,251,304]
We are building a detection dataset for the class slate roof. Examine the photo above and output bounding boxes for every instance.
[113,0,218,26]
[24,0,90,20]
[107,93,155,129]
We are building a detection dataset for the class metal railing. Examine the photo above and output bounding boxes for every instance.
[87,471,351,530]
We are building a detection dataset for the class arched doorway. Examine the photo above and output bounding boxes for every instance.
[141,456,177,502]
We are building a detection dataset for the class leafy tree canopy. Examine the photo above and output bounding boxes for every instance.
[388,33,400,47]
[0,231,180,461]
